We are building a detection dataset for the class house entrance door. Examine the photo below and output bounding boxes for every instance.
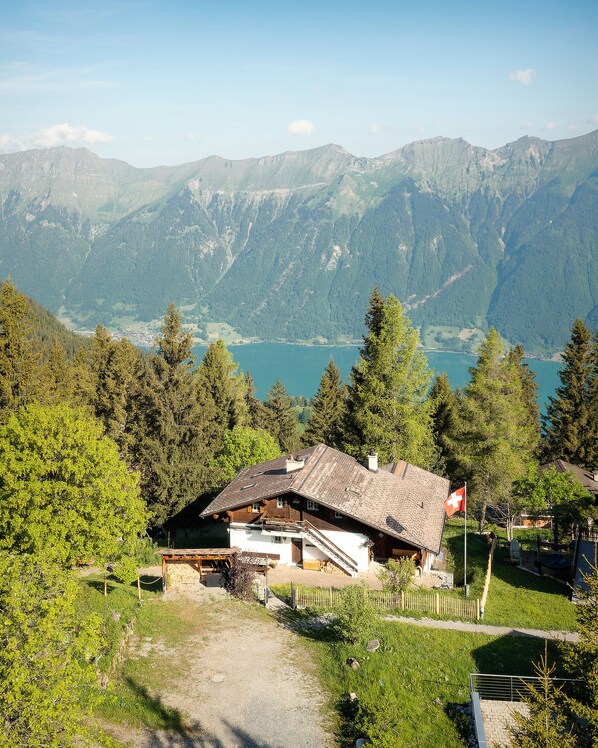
[291,538,302,564]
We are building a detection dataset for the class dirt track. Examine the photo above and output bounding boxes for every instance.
[107,589,334,748]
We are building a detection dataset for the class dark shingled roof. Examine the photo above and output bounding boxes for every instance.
[541,459,598,497]
[201,444,450,554]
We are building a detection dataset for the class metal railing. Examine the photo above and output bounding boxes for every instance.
[470,673,578,702]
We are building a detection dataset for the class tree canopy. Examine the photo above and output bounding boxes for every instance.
[0,403,146,569]
[345,290,435,466]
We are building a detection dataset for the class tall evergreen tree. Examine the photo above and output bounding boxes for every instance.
[456,329,537,530]
[429,373,462,480]
[303,357,347,448]
[87,326,141,456]
[0,279,42,419]
[587,329,598,469]
[38,341,75,407]
[265,380,301,453]
[244,371,270,430]
[196,339,248,453]
[129,303,216,524]
[506,343,541,454]
[543,319,593,466]
[345,291,435,466]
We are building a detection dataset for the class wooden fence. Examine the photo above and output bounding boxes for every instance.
[292,586,480,620]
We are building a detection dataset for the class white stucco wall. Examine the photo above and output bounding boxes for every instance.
[229,524,371,572]
[319,529,371,572]
[229,525,293,565]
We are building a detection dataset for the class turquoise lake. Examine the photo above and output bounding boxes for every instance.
[193,343,562,413]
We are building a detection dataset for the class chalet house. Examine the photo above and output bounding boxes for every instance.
[200,444,450,577]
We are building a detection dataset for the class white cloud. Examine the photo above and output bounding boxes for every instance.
[287,119,315,136]
[0,123,113,153]
[185,133,202,142]
[590,114,598,124]
[369,123,381,134]
[545,121,556,131]
[508,69,536,86]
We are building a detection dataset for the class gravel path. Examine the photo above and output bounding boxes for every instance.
[108,590,334,748]
[383,615,580,642]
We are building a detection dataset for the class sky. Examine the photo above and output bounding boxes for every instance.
[1,0,597,168]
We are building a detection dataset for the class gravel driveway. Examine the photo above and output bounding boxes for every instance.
[108,589,334,748]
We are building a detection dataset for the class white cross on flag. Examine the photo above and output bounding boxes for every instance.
[444,486,466,516]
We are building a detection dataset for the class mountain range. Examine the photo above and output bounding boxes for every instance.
[1,131,597,354]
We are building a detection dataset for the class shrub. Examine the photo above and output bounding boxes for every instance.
[225,553,256,600]
[376,558,416,594]
[334,583,377,644]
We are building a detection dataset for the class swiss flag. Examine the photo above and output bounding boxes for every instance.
[444,486,466,516]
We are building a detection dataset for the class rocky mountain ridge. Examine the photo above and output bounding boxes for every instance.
[1,131,597,353]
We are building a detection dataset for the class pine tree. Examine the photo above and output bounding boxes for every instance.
[129,303,216,524]
[508,645,577,748]
[303,357,347,448]
[86,326,141,456]
[38,341,75,406]
[345,291,435,466]
[196,339,248,453]
[586,328,598,469]
[506,343,541,454]
[429,373,462,480]
[244,371,270,430]
[543,319,593,466]
[265,380,301,453]
[456,329,537,532]
[0,279,42,419]
[562,556,598,747]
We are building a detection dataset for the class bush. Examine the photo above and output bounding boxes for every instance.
[376,558,416,594]
[225,553,256,600]
[334,583,377,644]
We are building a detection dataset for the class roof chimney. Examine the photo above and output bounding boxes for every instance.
[368,451,378,472]
[285,456,305,473]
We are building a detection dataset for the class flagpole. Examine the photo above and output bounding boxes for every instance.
[464,481,468,597]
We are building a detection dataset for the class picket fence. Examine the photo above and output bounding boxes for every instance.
[292,586,480,621]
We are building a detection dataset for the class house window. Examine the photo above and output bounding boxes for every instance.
[334,511,342,519]
[251,502,261,513]
[273,536,283,544]
[276,497,286,508]
[307,500,319,511]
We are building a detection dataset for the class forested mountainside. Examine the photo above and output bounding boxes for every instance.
[1,131,597,353]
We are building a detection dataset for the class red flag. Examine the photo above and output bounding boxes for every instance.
[444,486,466,516]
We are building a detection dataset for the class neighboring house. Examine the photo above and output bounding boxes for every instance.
[200,444,450,577]
[541,458,598,499]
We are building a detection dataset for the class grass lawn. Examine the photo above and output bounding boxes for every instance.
[294,613,564,748]
[443,519,577,630]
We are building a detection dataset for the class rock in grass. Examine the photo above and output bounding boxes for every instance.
[366,638,380,652]
[346,657,360,669]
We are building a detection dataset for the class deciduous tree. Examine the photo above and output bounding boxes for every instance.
[212,425,281,485]
[0,403,146,569]
[0,553,109,747]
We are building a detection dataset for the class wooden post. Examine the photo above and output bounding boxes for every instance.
[401,590,405,610]
[436,592,440,615]
[161,556,166,593]
[329,587,333,607]
[476,598,481,620]
[104,571,107,597]
[137,575,141,601]
[291,582,296,609]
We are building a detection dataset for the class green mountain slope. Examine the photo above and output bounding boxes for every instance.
[1,132,597,353]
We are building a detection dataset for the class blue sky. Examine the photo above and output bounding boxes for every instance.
[1,0,597,167]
